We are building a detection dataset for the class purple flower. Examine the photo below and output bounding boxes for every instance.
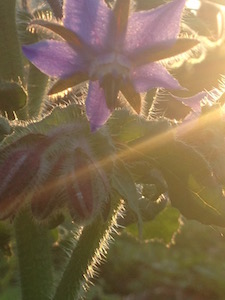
[174,88,222,136]
[23,0,196,131]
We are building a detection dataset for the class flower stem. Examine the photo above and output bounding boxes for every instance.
[27,64,48,118]
[14,209,53,300]
[0,0,24,83]
[53,218,104,300]
[53,194,123,300]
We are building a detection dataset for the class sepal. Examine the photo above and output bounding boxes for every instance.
[65,148,109,224]
[133,39,199,67]
[112,160,143,235]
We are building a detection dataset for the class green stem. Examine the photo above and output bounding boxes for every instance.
[0,0,24,83]
[27,64,48,119]
[14,209,53,300]
[53,195,123,300]
[53,218,104,300]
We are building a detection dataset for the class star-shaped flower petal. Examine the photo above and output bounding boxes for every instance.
[23,0,197,131]
[175,88,223,136]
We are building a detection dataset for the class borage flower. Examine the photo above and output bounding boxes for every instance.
[174,88,223,136]
[23,0,197,131]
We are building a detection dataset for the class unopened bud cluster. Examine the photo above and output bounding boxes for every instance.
[0,123,109,224]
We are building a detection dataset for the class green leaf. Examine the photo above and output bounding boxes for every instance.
[119,195,167,227]
[108,110,145,143]
[109,110,171,145]
[158,141,225,227]
[1,105,84,148]
[126,206,180,244]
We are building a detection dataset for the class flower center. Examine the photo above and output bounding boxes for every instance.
[89,52,131,82]
[89,53,131,110]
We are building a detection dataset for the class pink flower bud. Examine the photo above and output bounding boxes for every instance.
[0,148,40,219]
[0,134,50,219]
[65,149,107,223]
[66,150,94,221]
[31,154,66,220]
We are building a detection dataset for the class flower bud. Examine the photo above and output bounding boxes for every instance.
[65,149,107,223]
[31,154,66,220]
[0,149,40,219]
[0,133,50,219]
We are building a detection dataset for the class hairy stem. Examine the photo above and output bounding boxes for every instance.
[0,0,24,83]
[53,218,104,300]
[27,64,48,118]
[53,196,123,300]
[14,209,53,300]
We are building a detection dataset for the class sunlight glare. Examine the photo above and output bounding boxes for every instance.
[217,8,225,39]
[186,0,201,10]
